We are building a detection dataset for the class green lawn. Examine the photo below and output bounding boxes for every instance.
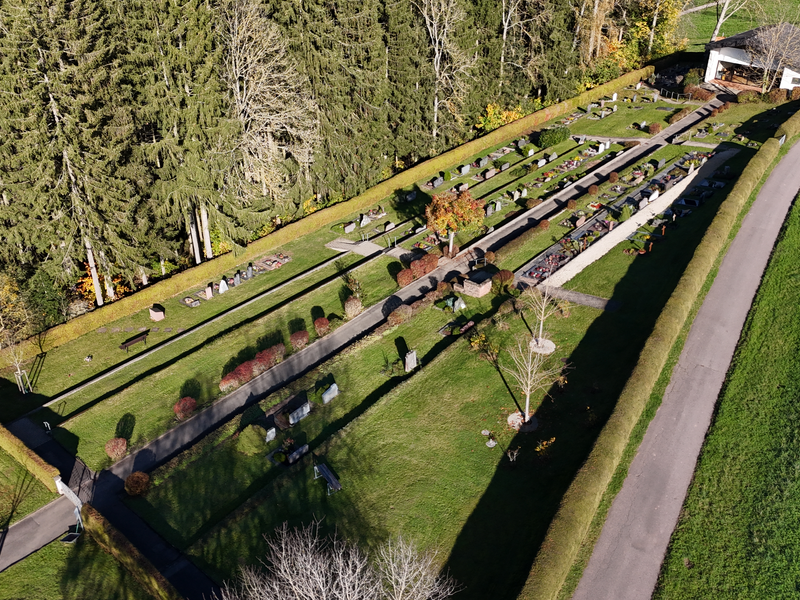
[654,194,800,598]
[0,536,149,600]
[687,100,800,146]
[0,448,57,527]
[679,7,758,53]
[48,255,401,470]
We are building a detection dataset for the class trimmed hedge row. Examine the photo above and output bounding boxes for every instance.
[0,424,59,492]
[81,504,183,600]
[20,67,654,363]
[519,132,788,599]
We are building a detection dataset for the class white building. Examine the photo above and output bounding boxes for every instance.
[705,24,800,91]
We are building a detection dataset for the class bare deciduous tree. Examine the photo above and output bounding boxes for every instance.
[412,0,475,143]
[518,286,563,345]
[710,0,750,41]
[214,523,459,600]
[746,10,800,93]
[220,0,320,212]
[500,334,563,421]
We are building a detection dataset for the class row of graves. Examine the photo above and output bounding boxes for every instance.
[180,254,292,308]
[341,206,392,235]
[529,140,616,192]
[519,149,713,283]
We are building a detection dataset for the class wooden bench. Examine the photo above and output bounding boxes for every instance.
[314,463,342,495]
[119,333,148,353]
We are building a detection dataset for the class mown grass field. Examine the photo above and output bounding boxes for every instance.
[0,448,56,527]
[0,536,149,600]
[654,193,800,598]
[680,7,758,52]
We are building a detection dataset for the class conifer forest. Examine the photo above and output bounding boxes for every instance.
[0,0,685,320]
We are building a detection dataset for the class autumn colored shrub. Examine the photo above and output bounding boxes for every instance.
[344,296,362,320]
[290,330,309,351]
[648,122,662,135]
[484,251,496,264]
[710,109,719,117]
[397,268,414,287]
[768,88,787,104]
[314,317,330,337]
[722,101,732,111]
[588,184,599,196]
[387,304,413,326]
[436,281,452,295]
[173,396,197,420]
[492,270,515,294]
[792,88,800,101]
[526,197,543,209]
[684,85,715,102]
[608,171,618,183]
[623,140,642,148]
[669,108,692,125]
[420,253,439,273]
[538,219,550,230]
[124,472,150,497]
[737,90,759,103]
[253,344,285,375]
[443,244,460,258]
[567,199,577,210]
[105,438,127,461]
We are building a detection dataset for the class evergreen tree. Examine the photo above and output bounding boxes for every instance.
[0,0,152,305]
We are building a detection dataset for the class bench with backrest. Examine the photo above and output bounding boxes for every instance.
[119,333,148,353]
[314,463,342,495]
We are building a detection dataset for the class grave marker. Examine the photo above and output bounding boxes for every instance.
[234,272,241,286]
[501,162,510,171]
[406,190,417,202]
[521,188,528,198]
[537,158,546,168]
[344,222,356,233]
[478,156,489,168]
[247,263,254,279]
[611,92,618,101]
[322,383,339,404]
[658,158,666,169]
[457,182,469,192]
[360,214,371,228]
[432,176,444,188]
[404,351,417,372]
[649,189,659,201]
[385,222,395,232]
[496,200,503,211]
[460,164,471,175]
[485,205,493,217]
[575,216,586,227]
[288,401,311,425]
[265,427,276,443]
[288,444,309,464]
[205,284,213,300]
[527,147,536,157]
[484,168,497,179]
[219,279,229,294]
[548,152,558,162]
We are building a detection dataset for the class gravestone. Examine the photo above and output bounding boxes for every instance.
[484,168,497,179]
[453,298,467,312]
[385,222,395,232]
[485,205,493,217]
[288,401,311,425]
[521,188,528,198]
[537,158,547,168]
[527,147,536,157]
[360,214,371,228]
[611,92,618,101]
[288,444,309,464]
[635,81,642,90]
[658,158,666,169]
[457,183,469,192]
[407,190,417,202]
[149,305,165,321]
[600,100,605,109]
[587,104,593,113]
[247,263,254,279]
[404,350,417,372]
[548,152,558,162]
[501,162,510,171]
[780,134,787,146]
[649,189,660,201]
[219,279,229,294]
[322,383,339,404]
[577,135,586,144]
[205,284,213,300]
[639,197,649,210]
[633,94,638,102]
[234,272,241,286]
[432,176,444,188]
[653,92,659,102]
[496,200,503,211]
[613,104,618,112]
[478,156,489,168]
[512,190,520,201]
[344,222,356,234]
[575,216,586,227]
[265,427,276,443]
[415,225,427,234]
[460,164,471,175]
[517,139,527,149]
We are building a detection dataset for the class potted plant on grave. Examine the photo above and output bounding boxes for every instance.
[273,451,287,463]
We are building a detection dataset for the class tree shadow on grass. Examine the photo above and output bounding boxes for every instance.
[387,261,404,280]
[441,180,730,598]
[115,413,136,441]
[311,306,326,321]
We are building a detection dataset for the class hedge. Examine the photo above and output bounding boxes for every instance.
[14,66,654,364]
[519,130,789,599]
[81,504,183,600]
[0,424,59,492]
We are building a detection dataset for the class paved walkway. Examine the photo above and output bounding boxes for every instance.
[572,141,800,599]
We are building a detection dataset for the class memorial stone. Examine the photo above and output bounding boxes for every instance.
[415,225,427,234]
[404,350,417,372]
[575,216,586,227]
[322,383,339,404]
[612,92,618,101]
[613,104,618,112]
[234,272,241,286]
[485,205,493,217]
[485,168,497,179]
[460,164,471,175]
[639,197,649,209]
[649,189,659,201]
[149,305,165,321]
[407,190,417,202]
[360,214,371,228]
[537,158,546,168]
[496,200,503,211]
[658,158,666,169]
[633,94,638,102]
[205,284,213,300]
[521,188,528,197]
[288,401,311,425]
[527,147,536,157]
[641,121,647,129]
[453,298,467,312]
[457,183,469,192]
[433,176,444,188]
[247,263,253,279]
[385,222,395,232]
[478,156,489,168]
[635,81,642,90]
[219,279,229,294]
[549,152,558,162]
[577,135,586,144]
[265,427,276,443]
[501,162,510,171]
[344,222,356,234]
[288,444,309,464]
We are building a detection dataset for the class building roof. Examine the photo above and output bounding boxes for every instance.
[706,23,800,70]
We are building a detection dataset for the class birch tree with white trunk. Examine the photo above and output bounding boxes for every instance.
[501,334,563,421]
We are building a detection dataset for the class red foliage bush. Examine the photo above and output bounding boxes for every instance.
[221,344,284,393]
[344,296,362,320]
[387,304,413,326]
[567,199,577,210]
[410,259,425,279]
[173,396,197,420]
[623,140,641,148]
[768,88,787,104]
[684,85,715,102]
[105,438,127,461]
[526,197,543,209]
[648,122,662,135]
[538,219,550,230]
[314,317,330,337]
[443,244,460,258]
[608,171,618,184]
[710,108,719,117]
[290,330,309,351]
[397,268,414,287]
[421,253,439,274]
[436,281,452,295]
[722,101,732,111]
[253,344,285,375]
[588,184,599,196]
[125,472,151,497]
[792,88,800,101]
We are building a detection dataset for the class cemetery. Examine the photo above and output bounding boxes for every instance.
[2,66,799,600]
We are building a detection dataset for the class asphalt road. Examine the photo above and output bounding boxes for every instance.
[572,140,800,599]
